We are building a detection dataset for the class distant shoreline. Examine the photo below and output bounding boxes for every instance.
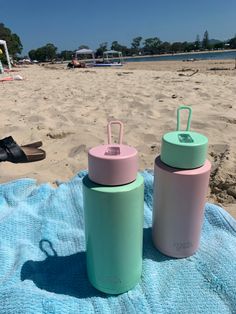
[123,49,236,60]
[45,49,236,64]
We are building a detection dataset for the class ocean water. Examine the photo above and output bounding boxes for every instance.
[125,50,236,63]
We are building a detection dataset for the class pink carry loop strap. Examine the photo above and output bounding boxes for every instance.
[107,121,124,145]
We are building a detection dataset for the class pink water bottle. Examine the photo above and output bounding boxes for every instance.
[152,106,211,258]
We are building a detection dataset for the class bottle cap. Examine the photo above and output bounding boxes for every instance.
[161,106,208,169]
[88,121,138,185]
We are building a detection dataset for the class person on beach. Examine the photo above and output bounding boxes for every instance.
[67,57,86,69]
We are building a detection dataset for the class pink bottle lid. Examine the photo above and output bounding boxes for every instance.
[88,121,138,186]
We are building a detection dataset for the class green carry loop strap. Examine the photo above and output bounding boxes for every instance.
[161,105,208,168]
[176,106,192,131]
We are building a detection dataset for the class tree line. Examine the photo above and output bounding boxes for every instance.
[0,23,22,63]
[1,22,236,63]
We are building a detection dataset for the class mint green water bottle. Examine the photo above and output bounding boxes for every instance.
[83,121,144,294]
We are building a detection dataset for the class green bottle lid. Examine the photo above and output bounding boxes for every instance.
[160,106,208,169]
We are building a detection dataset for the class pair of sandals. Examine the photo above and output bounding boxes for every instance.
[0,136,46,163]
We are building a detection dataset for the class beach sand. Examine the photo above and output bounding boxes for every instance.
[0,59,235,218]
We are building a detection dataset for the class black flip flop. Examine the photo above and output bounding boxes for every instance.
[0,136,46,163]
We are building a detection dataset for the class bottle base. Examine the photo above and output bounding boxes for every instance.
[89,278,140,295]
[153,241,198,259]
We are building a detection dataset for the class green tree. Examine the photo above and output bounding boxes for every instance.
[35,47,45,62]
[96,42,108,57]
[0,23,23,61]
[170,42,183,53]
[111,41,129,56]
[43,43,57,60]
[181,41,196,52]
[111,41,123,51]
[78,45,89,50]
[214,42,224,49]
[28,43,57,62]
[202,30,210,49]
[131,36,142,55]
[143,37,161,55]
[195,34,201,50]
[158,41,171,54]
[228,35,236,49]
[28,49,37,60]
[58,50,74,60]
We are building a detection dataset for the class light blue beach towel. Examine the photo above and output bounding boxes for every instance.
[0,171,235,314]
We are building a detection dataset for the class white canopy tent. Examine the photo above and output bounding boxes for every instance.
[0,39,12,70]
[75,49,95,64]
[103,50,124,63]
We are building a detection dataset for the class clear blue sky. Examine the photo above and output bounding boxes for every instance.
[1,0,235,55]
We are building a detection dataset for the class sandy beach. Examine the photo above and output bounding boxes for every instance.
[0,59,235,217]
